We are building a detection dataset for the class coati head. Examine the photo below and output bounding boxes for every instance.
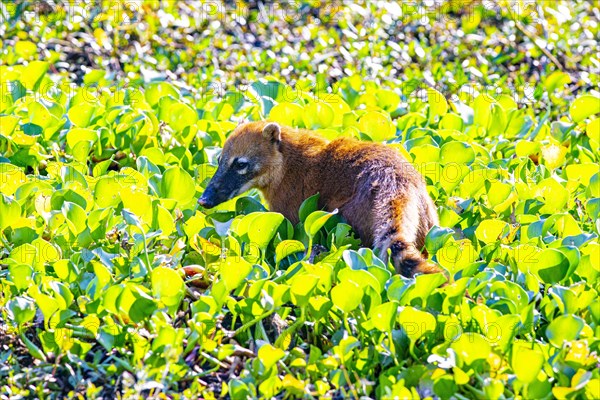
[198,122,283,208]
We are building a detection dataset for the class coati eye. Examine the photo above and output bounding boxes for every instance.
[233,158,249,171]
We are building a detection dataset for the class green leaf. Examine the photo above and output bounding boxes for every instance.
[546,315,585,347]
[248,212,284,250]
[94,175,123,208]
[49,281,73,310]
[496,94,518,112]
[536,178,569,213]
[439,113,464,131]
[7,296,36,325]
[151,267,185,307]
[258,344,286,368]
[330,279,362,313]
[544,71,571,93]
[168,101,198,132]
[308,295,332,319]
[20,61,49,90]
[342,250,368,270]
[145,82,180,106]
[304,209,338,238]
[0,194,21,230]
[586,198,599,221]
[410,144,440,163]
[369,301,398,332]
[390,272,446,305]
[161,166,196,204]
[102,285,124,315]
[129,289,158,323]
[66,128,97,148]
[532,248,569,284]
[31,239,60,265]
[0,164,27,196]
[68,102,98,128]
[154,204,175,237]
[15,41,37,59]
[398,306,436,342]
[570,95,600,123]
[588,173,600,198]
[586,118,600,143]
[8,264,33,291]
[487,103,507,136]
[62,201,87,235]
[512,343,545,383]
[122,192,152,226]
[269,102,304,127]
[487,181,517,212]
[428,88,448,123]
[299,193,320,223]
[28,101,54,129]
[290,273,319,307]
[276,240,305,263]
[338,269,380,293]
[122,209,142,228]
[440,141,475,165]
[473,94,495,128]
[358,111,395,141]
[425,226,454,255]
[475,219,509,244]
[28,286,59,325]
[0,115,19,135]
[20,333,46,361]
[376,89,400,111]
[440,164,470,194]
[450,332,491,366]
[437,239,478,276]
[219,257,252,292]
[303,101,334,129]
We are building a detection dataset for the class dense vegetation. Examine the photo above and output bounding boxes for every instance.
[1,1,599,398]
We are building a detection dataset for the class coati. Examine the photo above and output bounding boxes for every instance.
[198,121,440,277]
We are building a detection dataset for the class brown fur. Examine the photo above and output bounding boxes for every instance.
[211,121,440,277]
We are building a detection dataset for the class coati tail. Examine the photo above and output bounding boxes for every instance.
[374,192,441,277]
[390,241,441,277]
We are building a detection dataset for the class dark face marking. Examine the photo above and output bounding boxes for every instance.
[198,156,257,208]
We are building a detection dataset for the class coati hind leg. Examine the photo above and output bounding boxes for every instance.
[374,194,440,277]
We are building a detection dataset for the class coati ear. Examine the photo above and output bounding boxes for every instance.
[262,123,281,143]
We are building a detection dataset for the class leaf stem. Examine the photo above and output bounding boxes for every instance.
[274,308,306,349]
[230,310,275,339]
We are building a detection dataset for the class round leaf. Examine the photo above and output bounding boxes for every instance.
[331,280,362,313]
[248,212,284,250]
[546,315,585,347]
[358,111,395,141]
[570,95,600,123]
[7,296,36,325]
[512,343,545,383]
[258,344,286,369]
[475,219,509,244]
[161,167,196,204]
[450,332,491,366]
[151,267,185,307]
[440,141,475,165]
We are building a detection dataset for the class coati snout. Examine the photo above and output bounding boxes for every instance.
[199,121,440,277]
[198,156,256,208]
